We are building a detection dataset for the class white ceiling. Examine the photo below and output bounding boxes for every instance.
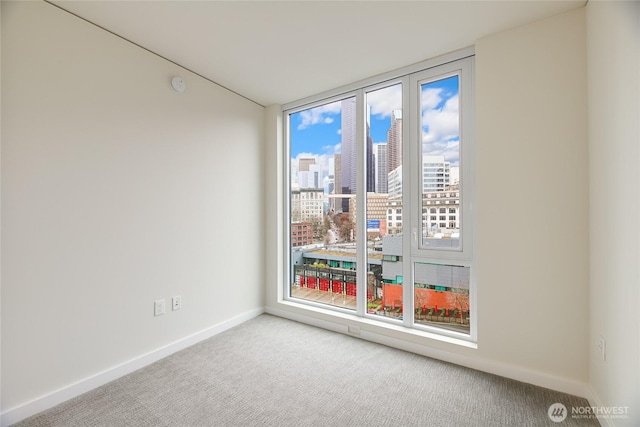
[52,0,585,107]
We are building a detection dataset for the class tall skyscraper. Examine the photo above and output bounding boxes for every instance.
[387,109,403,176]
[341,98,357,205]
[374,143,388,193]
[340,98,376,211]
[366,119,375,193]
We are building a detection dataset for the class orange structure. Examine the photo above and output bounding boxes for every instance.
[382,283,468,312]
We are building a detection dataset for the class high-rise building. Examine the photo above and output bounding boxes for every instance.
[298,157,315,172]
[298,164,321,189]
[348,192,389,238]
[341,98,356,207]
[386,165,403,235]
[388,165,402,202]
[333,153,342,213]
[374,143,388,193]
[291,185,324,223]
[340,98,375,212]
[366,121,375,194]
[422,155,450,193]
[326,175,334,195]
[387,110,402,175]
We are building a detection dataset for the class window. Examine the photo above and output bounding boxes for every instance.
[414,262,469,333]
[285,52,475,341]
[288,96,358,310]
[366,82,403,320]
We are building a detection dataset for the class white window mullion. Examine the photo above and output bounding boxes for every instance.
[464,58,477,342]
[355,89,367,317]
[400,76,413,328]
[283,112,292,300]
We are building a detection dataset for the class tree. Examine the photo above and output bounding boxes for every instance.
[310,217,324,240]
[333,213,354,242]
[323,214,336,244]
[446,288,470,322]
[415,290,430,315]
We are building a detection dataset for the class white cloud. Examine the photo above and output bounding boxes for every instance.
[422,93,460,166]
[321,143,341,154]
[422,93,460,165]
[337,129,342,135]
[421,88,443,110]
[366,84,402,119]
[422,140,460,166]
[296,101,341,130]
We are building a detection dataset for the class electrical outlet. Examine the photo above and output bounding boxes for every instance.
[598,336,606,361]
[154,299,165,316]
[172,296,181,311]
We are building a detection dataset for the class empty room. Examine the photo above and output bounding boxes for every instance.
[1,1,638,426]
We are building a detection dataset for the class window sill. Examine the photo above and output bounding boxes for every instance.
[274,298,477,351]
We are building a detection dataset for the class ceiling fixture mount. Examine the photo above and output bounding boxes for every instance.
[171,76,186,94]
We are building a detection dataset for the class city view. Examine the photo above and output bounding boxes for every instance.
[288,76,470,334]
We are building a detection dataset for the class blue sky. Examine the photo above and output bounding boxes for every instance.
[290,110,342,157]
[290,75,459,174]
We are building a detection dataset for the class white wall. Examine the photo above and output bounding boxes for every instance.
[587,1,640,425]
[475,7,589,384]
[1,0,264,416]
[267,7,591,396]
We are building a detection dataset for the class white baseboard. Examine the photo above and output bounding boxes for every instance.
[265,305,592,400]
[585,387,615,427]
[1,308,264,427]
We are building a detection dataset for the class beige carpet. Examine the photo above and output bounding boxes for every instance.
[15,314,599,426]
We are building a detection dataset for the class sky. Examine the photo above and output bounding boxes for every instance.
[289,76,459,185]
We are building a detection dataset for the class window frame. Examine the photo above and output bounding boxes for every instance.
[409,57,475,262]
[284,92,358,315]
[282,48,476,343]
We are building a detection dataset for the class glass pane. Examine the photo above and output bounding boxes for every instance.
[414,262,470,334]
[420,75,461,250]
[364,84,403,319]
[289,98,357,310]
